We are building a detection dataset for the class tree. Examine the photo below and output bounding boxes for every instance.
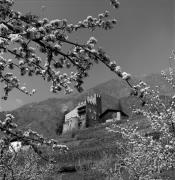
[3,0,174,179]
[101,51,175,180]
[0,0,123,178]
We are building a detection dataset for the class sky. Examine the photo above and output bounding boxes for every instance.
[0,0,174,111]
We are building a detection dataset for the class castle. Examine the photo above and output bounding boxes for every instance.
[62,93,128,134]
[62,94,102,134]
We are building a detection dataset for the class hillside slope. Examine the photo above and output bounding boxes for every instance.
[0,72,173,138]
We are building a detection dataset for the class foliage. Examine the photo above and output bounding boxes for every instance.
[92,153,122,179]
[2,0,175,179]
[0,147,54,180]
[0,0,120,99]
[0,0,122,178]
[102,51,175,180]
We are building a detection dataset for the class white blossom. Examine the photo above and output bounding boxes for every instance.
[122,72,131,80]
[114,66,121,73]
[9,34,22,42]
[20,86,26,91]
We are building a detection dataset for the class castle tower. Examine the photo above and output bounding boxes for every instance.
[62,93,102,135]
[96,93,102,118]
[86,93,102,127]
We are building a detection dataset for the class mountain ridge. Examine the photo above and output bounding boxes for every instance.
[0,72,174,138]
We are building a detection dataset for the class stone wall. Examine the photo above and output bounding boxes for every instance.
[62,107,79,134]
[62,117,79,133]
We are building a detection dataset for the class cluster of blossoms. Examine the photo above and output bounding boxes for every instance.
[110,0,120,9]
[0,114,68,153]
[161,51,175,89]
[0,0,120,99]
[3,0,175,179]
[0,113,69,178]
[0,144,55,179]
[105,59,175,179]
[2,0,175,179]
[0,0,123,178]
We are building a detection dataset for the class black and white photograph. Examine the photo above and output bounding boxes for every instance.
[0,0,174,179]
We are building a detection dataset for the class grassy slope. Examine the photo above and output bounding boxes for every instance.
[52,117,175,180]
[54,121,125,164]
[31,121,123,180]
[1,72,174,179]
[48,119,132,180]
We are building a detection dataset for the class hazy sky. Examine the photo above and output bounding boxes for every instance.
[0,0,174,111]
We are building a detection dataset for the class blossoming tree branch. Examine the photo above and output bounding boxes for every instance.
[2,0,175,179]
[0,0,128,178]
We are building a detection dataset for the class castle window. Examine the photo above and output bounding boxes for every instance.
[78,121,82,127]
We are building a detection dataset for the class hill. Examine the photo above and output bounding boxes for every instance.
[0,72,174,179]
[0,72,173,139]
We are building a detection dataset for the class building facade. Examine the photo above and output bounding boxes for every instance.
[99,109,128,123]
[62,94,102,134]
[62,108,79,133]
